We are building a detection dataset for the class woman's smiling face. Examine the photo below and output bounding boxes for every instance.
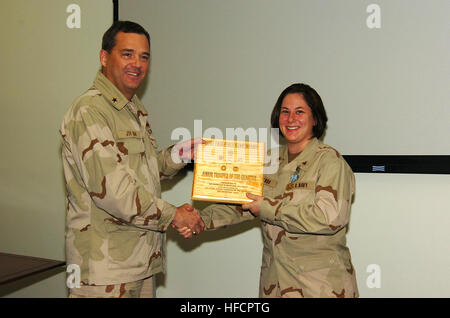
[279,93,316,153]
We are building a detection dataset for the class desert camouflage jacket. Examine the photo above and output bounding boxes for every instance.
[200,138,359,297]
[60,71,185,285]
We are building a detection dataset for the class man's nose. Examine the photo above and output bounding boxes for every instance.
[132,55,142,68]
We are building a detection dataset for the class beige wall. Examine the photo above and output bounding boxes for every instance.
[0,0,112,297]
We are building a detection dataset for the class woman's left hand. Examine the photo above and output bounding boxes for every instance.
[241,193,263,216]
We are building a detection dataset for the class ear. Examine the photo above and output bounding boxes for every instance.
[99,49,108,68]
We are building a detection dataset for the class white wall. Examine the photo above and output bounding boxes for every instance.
[154,170,450,298]
[120,0,450,297]
[121,0,450,156]
[348,173,450,297]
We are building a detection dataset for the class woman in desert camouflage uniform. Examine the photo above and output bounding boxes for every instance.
[197,83,358,298]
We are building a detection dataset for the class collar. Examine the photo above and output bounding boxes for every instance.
[93,70,137,111]
[282,137,321,172]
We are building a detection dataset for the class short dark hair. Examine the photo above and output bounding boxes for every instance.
[102,20,150,53]
[270,83,328,139]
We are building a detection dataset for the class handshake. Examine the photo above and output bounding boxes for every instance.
[170,203,205,239]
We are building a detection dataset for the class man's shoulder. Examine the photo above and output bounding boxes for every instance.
[61,87,112,131]
[64,86,111,121]
[70,87,107,111]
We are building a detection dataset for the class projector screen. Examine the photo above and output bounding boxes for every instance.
[117,1,450,298]
[119,0,450,172]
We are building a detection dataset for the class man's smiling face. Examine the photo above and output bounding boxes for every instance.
[100,31,150,100]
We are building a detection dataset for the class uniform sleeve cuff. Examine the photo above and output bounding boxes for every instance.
[158,200,178,231]
[259,199,277,222]
[165,145,187,170]
[199,206,214,230]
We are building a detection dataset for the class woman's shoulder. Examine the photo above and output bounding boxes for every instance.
[316,142,343,160]
[315,141,354,175]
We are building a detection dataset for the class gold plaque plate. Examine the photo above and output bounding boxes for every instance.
[192,138,265,204]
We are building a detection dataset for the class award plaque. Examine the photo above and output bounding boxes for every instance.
[192,138,265,204]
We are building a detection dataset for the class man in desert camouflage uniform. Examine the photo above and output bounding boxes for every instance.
[200,83,358,298]
[60,21,203,298]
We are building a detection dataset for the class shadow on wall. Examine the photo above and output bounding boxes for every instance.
[158,165,261,289]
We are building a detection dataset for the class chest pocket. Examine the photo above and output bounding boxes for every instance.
[116,130,145,155]
[263,175,277,197]
[121,138,145,154]
[287,180,316,203]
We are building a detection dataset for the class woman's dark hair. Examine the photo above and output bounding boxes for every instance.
[270,83,328,139]
[102,21,150,53]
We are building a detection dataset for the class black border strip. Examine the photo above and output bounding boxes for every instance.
[186,156,450,174]
[113,0,119,22]
[343,155,450,174]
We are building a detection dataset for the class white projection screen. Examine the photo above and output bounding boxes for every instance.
[116,1,450,298]
[119,0,450,173]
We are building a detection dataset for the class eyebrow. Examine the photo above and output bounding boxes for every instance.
[120,48,150,56]
[281,106,305,110]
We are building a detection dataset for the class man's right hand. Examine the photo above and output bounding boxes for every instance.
[171,203,204,238]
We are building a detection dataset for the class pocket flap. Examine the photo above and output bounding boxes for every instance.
[263,176,277,188]
[118,138,145,154]
[294,253,340,272]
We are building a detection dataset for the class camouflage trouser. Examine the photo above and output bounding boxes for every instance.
[69,276,154,298]
[259,275,359,298]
